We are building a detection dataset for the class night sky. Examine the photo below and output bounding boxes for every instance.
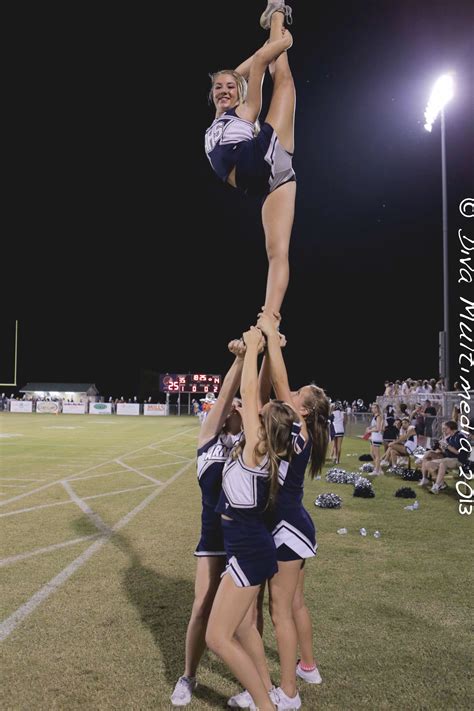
[5,0,474,404]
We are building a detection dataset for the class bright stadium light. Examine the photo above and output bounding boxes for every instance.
[424,73,455,391]
[424,73,454,132]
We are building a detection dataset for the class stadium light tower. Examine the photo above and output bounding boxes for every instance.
[424,73,454,390]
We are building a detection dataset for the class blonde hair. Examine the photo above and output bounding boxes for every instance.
[232,401,298,508]
[208,69,247,105]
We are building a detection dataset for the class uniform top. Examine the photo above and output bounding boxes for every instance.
[197,432,242,509]
[204,108,255,183]
[331,409,345,433]
[215,453,271,525]
[272,421,310,510]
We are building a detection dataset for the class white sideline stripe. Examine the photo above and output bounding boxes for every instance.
[0,484,29,489]
[0,426,195,508]
[0,477,45,482]
[148,447,191,461]
[61,481,111,535]
[115,459,162,485]
[0,535,101,567]
[0,459,194,641]
[0,484,158,518]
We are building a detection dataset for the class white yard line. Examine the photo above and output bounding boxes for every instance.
[115,459,162,485]
[68,469,126,482]
[0,459,194,641]
[0,484,158,518]
[0,427,195,508]
[0,477,46,482]
[0,535,101,567]
[0,484,30,489]
[61,482,111,535]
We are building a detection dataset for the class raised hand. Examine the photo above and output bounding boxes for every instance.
[228,338,246,357]
[242,326,265,353]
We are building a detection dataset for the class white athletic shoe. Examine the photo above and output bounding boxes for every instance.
[270,686,302,709]
[418,477,429,486]
[296,660,323,684]
[227,689,254,708]
[260,1,293,30]
[170,676,196,706]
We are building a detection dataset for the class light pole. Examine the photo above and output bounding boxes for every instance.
[424,73,454,391]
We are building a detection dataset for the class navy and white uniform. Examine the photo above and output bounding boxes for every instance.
[370,416,383,446]
[194,432,241,557]
[403,429,417,455]
[267,422,317,563]
[215,454,278,587]
[330,409,345,439]
[205,108,295,200]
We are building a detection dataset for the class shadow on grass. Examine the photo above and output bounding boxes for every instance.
[72,519,235,699]
[70,517,275,704]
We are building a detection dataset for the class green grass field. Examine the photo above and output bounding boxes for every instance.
[0,413,471,710]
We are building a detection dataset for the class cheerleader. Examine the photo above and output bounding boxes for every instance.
[329,401,346,464]
[206,325,302,711]
[171,339,245,707]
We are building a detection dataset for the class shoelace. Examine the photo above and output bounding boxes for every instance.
[283,4,293,25]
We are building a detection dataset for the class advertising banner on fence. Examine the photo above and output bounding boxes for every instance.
[143,404,169,416]
[10,400,33,413]
[116,403,140,416]
[36,401,60,414]
[62,403,87,415]
[89,403,113,415]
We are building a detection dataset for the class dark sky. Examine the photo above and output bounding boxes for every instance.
[5,0,474,404]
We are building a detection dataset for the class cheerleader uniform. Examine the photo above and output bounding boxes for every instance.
[370,416,383,447]
[194,432,241,557]
[403,430,418,455]
[267,422,317,562]
[330,409,345,439]
[205,108,295,200]
[215,454,278,587]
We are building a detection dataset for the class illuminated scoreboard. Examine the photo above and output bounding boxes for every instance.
[159,373,222,394]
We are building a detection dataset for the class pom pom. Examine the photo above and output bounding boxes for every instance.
[358,454,373,462]
[353,476,375,498]
[395,487,417,498]
[326,468,356,484]
[315,493,342,508]
[359,463,374,473]
[401,468,422,481]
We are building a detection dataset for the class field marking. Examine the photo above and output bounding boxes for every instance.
[0,535,101,567]
[61,481,111,535]
[115,459,163,485]
[0,477,46,482]
[0,459,194,641]
[0,427,195,508]
[0,484,30,489]
[0,484,158,519]
[0,434,24,439]
[68,469,134,481]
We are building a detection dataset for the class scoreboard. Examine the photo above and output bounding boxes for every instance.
[159,373,221,394]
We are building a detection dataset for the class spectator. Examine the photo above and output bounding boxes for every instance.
[419,421,470,492]
[381,418,417,468]
[383,417,401,451]
[423,400,438,445]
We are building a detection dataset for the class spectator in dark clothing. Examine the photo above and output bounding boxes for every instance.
[383,417,401,452]
[423,400,437,441]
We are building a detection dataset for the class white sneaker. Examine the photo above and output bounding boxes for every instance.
[228,689,254,708]
[270,686,302,709]
[170,676,196,706]
[260,1,293,30]
[418,477,429,486]
[296,660,323,684]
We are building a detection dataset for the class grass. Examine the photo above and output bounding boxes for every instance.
[0,413,471,710]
